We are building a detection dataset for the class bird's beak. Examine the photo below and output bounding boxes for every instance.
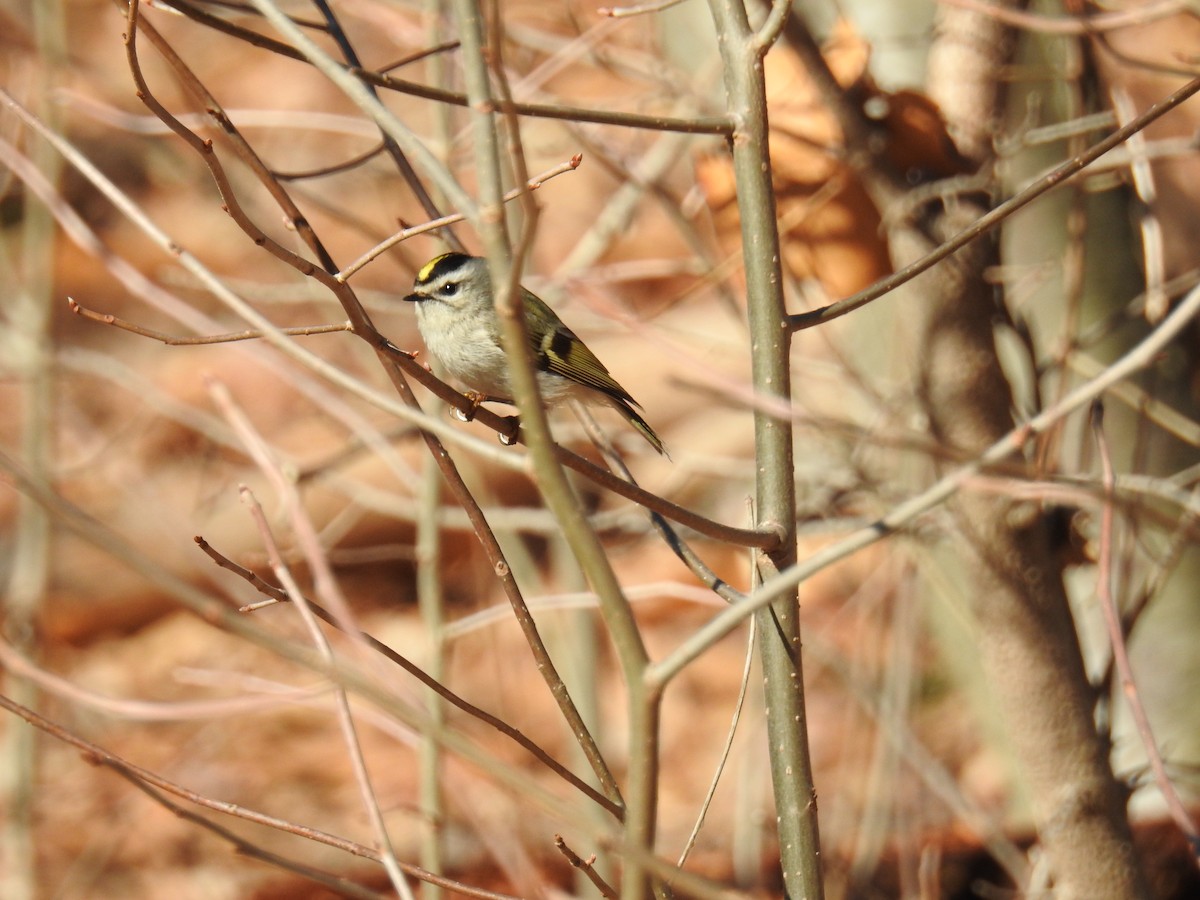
[402,293,421,303]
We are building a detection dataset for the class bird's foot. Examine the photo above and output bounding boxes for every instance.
[498,416,520,446]
[453,391,511,423]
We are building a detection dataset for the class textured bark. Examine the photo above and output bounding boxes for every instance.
[926,2,1015,167]
[900,210,1149,899]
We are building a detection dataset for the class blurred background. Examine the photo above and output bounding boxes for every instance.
[2,0,1199,897]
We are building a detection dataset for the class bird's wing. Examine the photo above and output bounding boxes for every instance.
[524,290,641,407]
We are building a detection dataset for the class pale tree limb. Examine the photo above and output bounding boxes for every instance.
[705,1,822,898]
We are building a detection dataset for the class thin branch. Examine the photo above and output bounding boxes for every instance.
[417,450,447,897]
[214,376,414,899]
[162,0,330,30]
[193,536,623,818]
[676,615,756,868]
[654,277,1200,687]
[336,154,583,282]
[1091,404,1200,862]
[380,68,737,136]
[2,3,61,892]
[596,0,687,19]
[110,774,391,900]
[272,139,386,181]
[574,403,747,604]
[788,75,1200,332]
[68,298,352,344]
[559,449,781,548]
[555,836,619,900]
[377,40,462,74]
[0,694,522,900]
[0,634,325,719]
[160,0,733,135]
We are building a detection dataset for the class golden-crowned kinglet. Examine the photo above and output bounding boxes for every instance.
[403,252,665,454]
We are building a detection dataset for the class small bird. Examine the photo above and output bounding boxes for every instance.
[403,252,665,454]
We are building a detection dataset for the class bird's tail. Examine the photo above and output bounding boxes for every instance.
[613,398,667,456]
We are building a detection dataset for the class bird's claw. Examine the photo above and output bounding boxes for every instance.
[452,391,488,423]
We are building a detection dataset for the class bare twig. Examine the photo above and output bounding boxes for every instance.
[656,278,1200,686]
[555,835,619,899]
[68,298,352,344]
[272,139,386,180]
[336,154,583,282]
[212,375,414,899]
[157,0,733,135]
[1091,404,1200,862]
[676,615,756,868]
[0,694,522,900]
[193,536,623,817]
[597,0,685,18]
[573,403,747,604]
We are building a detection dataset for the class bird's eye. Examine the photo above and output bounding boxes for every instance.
[439,281,459,297]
